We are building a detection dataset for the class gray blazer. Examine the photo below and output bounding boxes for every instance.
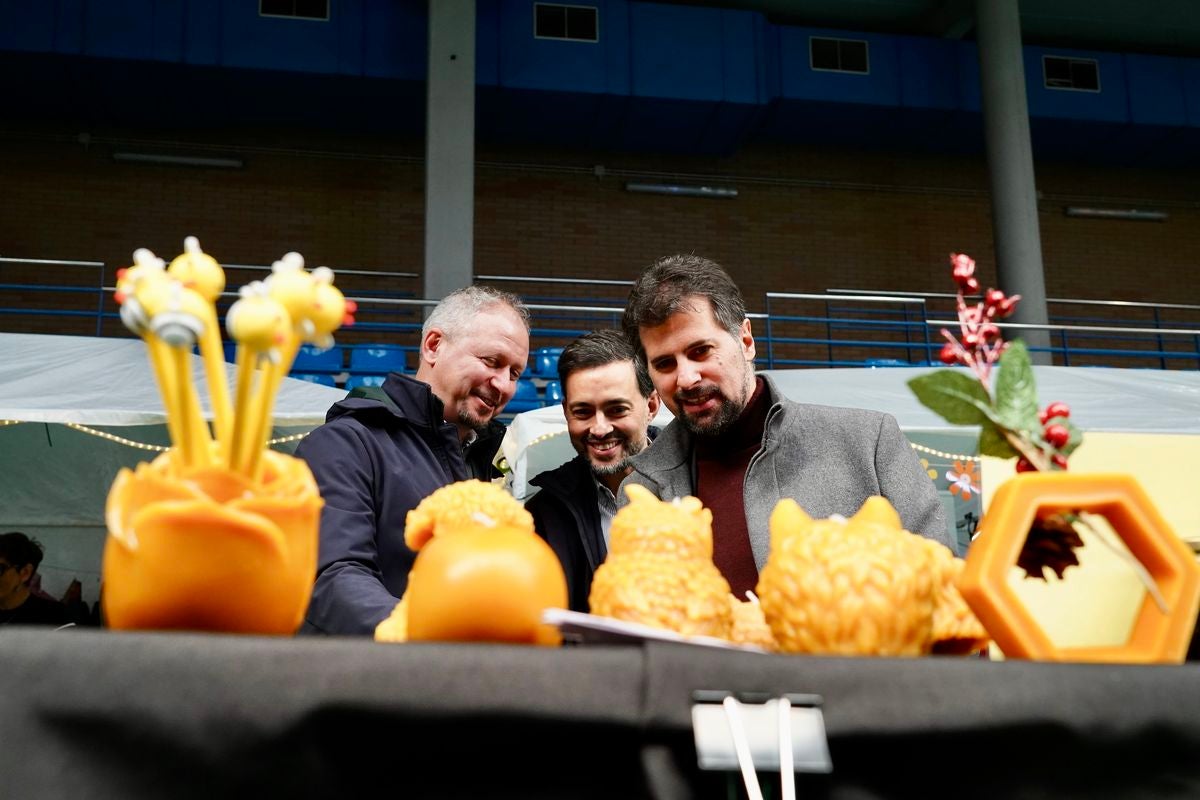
[621,374,953,567]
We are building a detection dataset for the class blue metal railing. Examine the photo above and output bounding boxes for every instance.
[3,260,1198,377]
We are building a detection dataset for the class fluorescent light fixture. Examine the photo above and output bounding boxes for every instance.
[625,182,737,199]
[113,152,244,169]
[1064,206,1166,222]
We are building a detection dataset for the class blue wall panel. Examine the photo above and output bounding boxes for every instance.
[1125,55,1187,126]
[84,0,157,60]
[477,0,500,86]
[336,0,363,76]
[150,0,185,63]
[0,1,57,52]
[629,3,723,101]
[361,0,424,79]
[776,26,900,107]
[183,1,220,65]
[1181,59,1200,128]
[956,41,981,113]
[602,0,630,95]
[54,0,87,54]
[219,0,341,74]
[898,36,958,110]
[1024,46,1128,123]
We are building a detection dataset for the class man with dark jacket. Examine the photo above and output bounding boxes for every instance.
[526,331,659,611]
[296,286,530,635]
[621,255,952,602]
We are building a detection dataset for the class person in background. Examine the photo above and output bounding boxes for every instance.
[621,255,952,602]
[525,330,659,611]
[0,532,69,627]
[297,286,531,635]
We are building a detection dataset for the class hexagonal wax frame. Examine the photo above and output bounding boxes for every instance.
[958,472,1200,663]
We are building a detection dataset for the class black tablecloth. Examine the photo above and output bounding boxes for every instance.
[4,628,1200,799]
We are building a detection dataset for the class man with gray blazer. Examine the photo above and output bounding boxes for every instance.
[620,255,951,600]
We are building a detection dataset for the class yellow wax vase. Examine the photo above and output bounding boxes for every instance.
[103,238,353,634]
[958,472,1200,663]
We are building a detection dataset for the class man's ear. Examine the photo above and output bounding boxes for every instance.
[18,564,33,586]
[420,327,444,367]
[646,390,660,418]
[740,318,756,363]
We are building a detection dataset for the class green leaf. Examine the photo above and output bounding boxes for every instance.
[994,341,1040,432]
[979,420,1020,459]
[908,371,993,425]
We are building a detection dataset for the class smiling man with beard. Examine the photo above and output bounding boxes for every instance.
[297,286,530,634]
[525,330,659,612]
[621,255,952,601]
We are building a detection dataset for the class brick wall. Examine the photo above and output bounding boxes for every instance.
[2,129,1197,364]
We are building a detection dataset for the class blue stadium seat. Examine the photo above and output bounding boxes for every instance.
[293,344,343,373]
[223,341,236,363]
[864,358,911,368]
[530,347,563,378]
[350,344,408,374]
[544,380,563,404]
[292,372,336,387]
[504,378,543,414]
[345,374,388,390]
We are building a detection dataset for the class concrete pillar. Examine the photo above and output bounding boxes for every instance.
[975,0,1052,362]
[424,0,476,301]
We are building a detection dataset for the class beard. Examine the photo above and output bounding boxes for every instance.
[575,432,648,478]
[457,406,491,433]
[456,388,503,433]
[675,384,747,437]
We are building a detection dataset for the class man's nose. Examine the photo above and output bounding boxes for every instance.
[491,369,515,398]
[677,359,702,388]
[591,413,613,438]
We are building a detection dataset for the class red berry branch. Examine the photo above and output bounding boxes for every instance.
[910,253,1088,579]
[914,253,1081,475]
[937,253,1020,391]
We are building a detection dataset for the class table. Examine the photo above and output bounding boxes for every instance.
[4,628,1200,799]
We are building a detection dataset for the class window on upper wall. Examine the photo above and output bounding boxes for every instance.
[809,37,869,74]
[534,3,599,42]
[260,0,329,21]
[1043,56,1100,92]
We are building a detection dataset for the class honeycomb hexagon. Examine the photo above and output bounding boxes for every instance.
[958,472,1200,663]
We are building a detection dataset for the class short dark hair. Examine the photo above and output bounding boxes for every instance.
[621,255,747,353]
[557,330,653,398]
[0,532,44,572]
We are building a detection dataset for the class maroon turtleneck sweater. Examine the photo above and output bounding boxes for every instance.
[693,377,769,600]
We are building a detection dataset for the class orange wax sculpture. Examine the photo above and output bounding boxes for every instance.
[958,472,1200,663]
[103,239,354,633]
[374,479,568,645]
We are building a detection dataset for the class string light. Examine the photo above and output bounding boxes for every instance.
[909,441,980,463]
[1,420,312,451]
[5,418,980,463]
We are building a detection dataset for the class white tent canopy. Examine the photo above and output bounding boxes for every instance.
[0,332,345,426]
[0,333,347,604]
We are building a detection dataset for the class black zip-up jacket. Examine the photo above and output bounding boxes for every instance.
[526,456,606,613]
[295,373,504,635]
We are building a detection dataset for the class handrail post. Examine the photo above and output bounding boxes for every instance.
[764,295,775,370]
[921,299,933,364]
[824,299,834,367]
[1060,327,1069,367]
[902,303,913,363]
[1154,307,1166,370]
[95,262,107,337]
